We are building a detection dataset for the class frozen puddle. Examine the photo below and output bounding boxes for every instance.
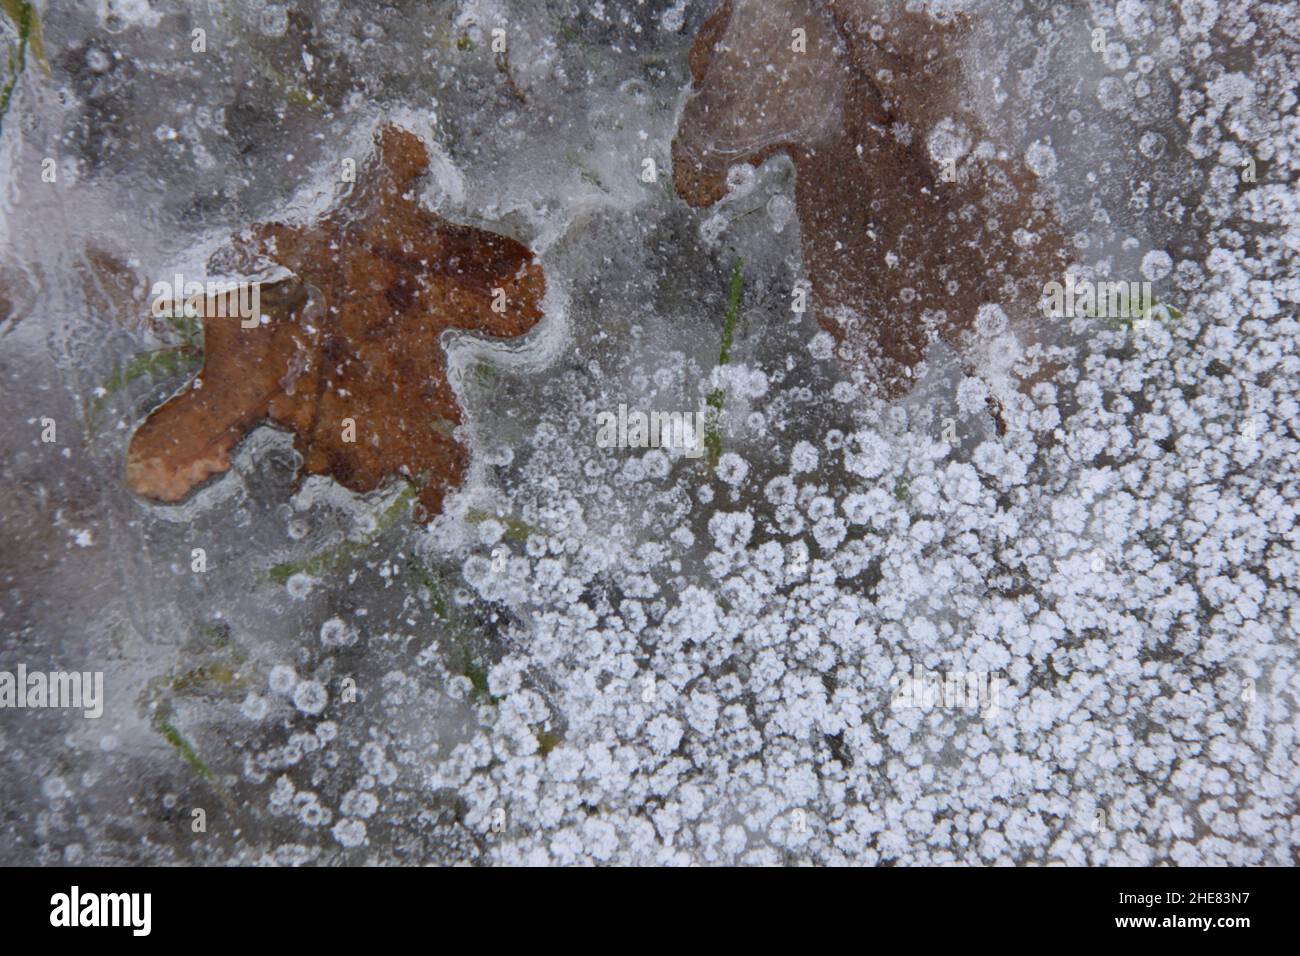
[0,0,1296,866]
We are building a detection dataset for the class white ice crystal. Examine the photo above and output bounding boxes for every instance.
[292,681,328,716]
[268,665,298,696]
[716,453,750,486]
[1141,249,1174,280]
[319,617,358,648]
[332,818,367,848]
[1024,141,1058,178]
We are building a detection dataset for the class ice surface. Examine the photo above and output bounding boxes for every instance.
[0,0,1297,866]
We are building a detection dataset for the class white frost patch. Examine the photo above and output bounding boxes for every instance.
[1141,249,1174,281]
[292,681,328,716]
[927,116,971,167]
[1025,141,1057,178]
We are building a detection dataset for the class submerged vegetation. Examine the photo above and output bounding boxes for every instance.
[0,0,45,135]
[88,314,203,434]
[267,485,417,586]
[705,258,744,469]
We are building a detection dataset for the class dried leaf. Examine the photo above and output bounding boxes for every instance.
[80,248,153,329]
[0,263,33,336]
[128,125,545,520]
[672,0,1067,395]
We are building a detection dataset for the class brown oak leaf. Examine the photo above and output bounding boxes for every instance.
[673,0,1067,396]
[79,247,154,330]
[127,124,545,520]
[0,263,34,336]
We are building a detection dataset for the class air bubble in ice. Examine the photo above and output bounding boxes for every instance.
[1138,131,1166,159]
[716,453,749,486]
[927,117,971,167]
[286,573,315,600]
[766,194,794,233]
[320,617,358,648]
[725,163,757,195]
[1102,42,1131,70]
[643,450,669,479]
[1141,250,1173,281]
[976,304,1009,337]
[269,665,297,695]
[1025,141,1057,178]
[241,693,270,721]
[1097,76,1131,111]
[808,331,836,360]
[790,441,819,474]
[476,519,505,546]
[259,4,289,37]
[341,790,379,818]
[333,818,367,848]
[292,680,328,716]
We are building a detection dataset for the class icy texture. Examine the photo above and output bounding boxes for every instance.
[0,0,1297,866]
